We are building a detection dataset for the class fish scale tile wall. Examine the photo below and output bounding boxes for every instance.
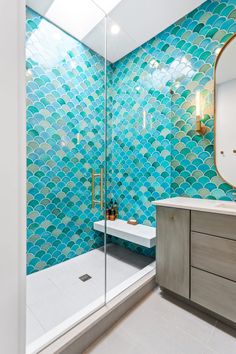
[108,0,236,256]
[26,8,106,274]
[170,0,236,200]
[27,0,236,273]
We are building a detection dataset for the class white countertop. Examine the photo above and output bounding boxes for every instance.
[153,197,236,216]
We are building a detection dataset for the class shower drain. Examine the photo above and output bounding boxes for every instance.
[79,274,92,282]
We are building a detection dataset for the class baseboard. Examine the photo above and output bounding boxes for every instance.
[39,269,156,354]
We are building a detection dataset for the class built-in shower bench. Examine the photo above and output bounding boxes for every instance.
[93,219,156,248]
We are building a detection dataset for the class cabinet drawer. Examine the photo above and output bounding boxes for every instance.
[191,268,236,323]
[191,232,236,282]
[191,211,236,240]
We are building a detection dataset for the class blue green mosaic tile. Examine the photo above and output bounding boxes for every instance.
[27,0,236,270]
[169,0,236,201]
[108,0,236,258]
[26,8,106,274]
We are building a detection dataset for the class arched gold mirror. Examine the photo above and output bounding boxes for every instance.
[215,33,236,188]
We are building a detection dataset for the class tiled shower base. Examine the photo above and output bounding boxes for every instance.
[26,244,154,352]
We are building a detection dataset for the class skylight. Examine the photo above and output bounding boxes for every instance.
[40,0,104,40]
[27,0,122,41]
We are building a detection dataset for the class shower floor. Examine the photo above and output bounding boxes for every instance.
[26,243,154,345]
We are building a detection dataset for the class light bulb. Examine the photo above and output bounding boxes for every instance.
[196,90,201,117]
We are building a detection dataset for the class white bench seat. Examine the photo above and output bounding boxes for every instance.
[93,219,156,248]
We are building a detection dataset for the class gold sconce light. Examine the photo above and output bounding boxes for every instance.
[195,90,207,135]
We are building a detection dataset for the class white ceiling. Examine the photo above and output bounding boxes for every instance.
[27,0,205,63]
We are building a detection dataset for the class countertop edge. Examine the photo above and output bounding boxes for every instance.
[152,197,236,217]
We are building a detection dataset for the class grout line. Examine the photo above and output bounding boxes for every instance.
[27,305,48,333]
[152,289,219,349]
[27,306,45,332]
[26,307,46,345]
[46,276,68,294]
[201,319,219,354]
[205,319,218,348]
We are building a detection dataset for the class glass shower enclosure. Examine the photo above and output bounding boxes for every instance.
[26,1,107,349]
[26,1,155,352]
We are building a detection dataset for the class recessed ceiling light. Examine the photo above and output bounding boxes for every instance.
[111,24,120,35]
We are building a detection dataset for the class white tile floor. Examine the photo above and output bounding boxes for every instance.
[26,244,153,345]
[85,288,236,354]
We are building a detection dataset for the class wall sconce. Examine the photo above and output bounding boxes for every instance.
[195,91,207,135]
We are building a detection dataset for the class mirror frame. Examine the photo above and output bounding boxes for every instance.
[214,32,236,188]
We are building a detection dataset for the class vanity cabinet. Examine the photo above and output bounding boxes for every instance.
[156,199,236,325]
[158,207,190,298]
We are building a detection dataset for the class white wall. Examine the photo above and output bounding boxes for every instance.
[0,1,26,354]
[216,78,236,187]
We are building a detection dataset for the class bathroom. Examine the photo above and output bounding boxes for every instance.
[1,0,236,353]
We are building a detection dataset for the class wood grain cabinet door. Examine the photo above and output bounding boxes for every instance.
[157,207,190,298]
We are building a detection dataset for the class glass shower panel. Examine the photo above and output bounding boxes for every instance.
[26,1,107,348]
[104,14,156,301]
